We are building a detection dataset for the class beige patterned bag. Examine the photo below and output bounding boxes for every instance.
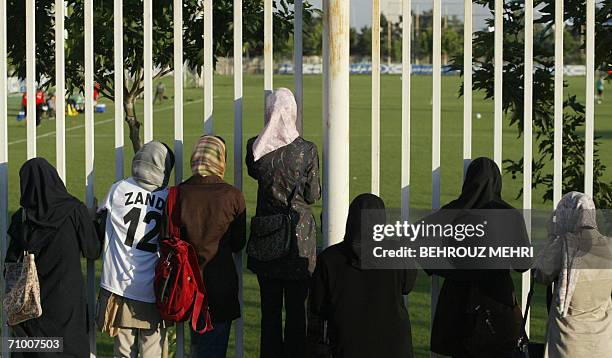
[3,252,42,326]
[3,211,42,326]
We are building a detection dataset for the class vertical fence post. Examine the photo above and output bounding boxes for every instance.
[584,0,594,197]
[204,0,213,135]
[553,0,564,206]
[174,0,184,187]
[144,0,153,143]
[264,0,273,99]
[84,0,96,356]
[493,0,503,168]
[173,1,185,356]
[115,0,124,181]
[431,2,442,350]
[233,0,244,356]
[371,0,380,196]
[0,0,9,354]
[322,0,329,245]
[26,0,36,159]
[463,0,472,177]
[294,0,304,135]
[322,0,350,247]
[401,0,411,222]
[522,0,534,336]
[56,0,66,182]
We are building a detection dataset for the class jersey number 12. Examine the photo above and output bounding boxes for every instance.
[123,208,161,253]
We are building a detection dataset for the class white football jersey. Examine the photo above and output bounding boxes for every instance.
[99,178,168,303]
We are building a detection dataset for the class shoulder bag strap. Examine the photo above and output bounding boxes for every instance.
[521,272,536,332]
[187,244,213,333]
[20,209,30,259]
[166,186,181,240]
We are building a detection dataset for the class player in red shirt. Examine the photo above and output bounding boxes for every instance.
[21,90,46,126]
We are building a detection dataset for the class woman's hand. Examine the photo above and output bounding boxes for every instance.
[87,197,98,221]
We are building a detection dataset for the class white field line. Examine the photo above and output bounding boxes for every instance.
[8,99,204,146]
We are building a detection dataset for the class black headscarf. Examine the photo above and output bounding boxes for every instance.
[8,158,81,253]
[444,157,513,210]
[342,193,386,268]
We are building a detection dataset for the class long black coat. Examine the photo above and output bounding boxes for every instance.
[309,243,417,358]
[246,136,321,280]
[7,205,101,358]
[424,158,530,357]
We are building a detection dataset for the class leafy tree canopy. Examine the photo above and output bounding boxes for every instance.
[7,0,311,151]
[454,0,612,208]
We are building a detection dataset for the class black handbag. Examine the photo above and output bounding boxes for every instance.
[247,186,298,262]
[247,213,293,261]
[512,274,545,358]
[313,320,333,358]
[463,285,524,358]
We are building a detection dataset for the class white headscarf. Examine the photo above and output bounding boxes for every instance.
[252,88,299,161]
[550,191,598,317]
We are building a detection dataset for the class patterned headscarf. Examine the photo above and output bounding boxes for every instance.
[550,191,597,317]
[252,88,299,161]
[190,135,226,178]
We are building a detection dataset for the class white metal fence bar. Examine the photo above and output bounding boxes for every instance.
[174,0,183,190]
[294,0,304,134]
[84,0,96,356]
[553,0,563,206]
[174,1,186,354]
[173,1,185,355]
[323,0,350,247]
[322,0,329,246]
[493,0,503,167]
[463,0,472,177]
[371,0,380,195]
[26,0,36,159]
[56,0,66,182]
[233,0,244,356]
[0,0,9,354]
[115,0,124,181]
[264,0,273,99]
[431,1,442,353]
[401,0,411,222]
[522,0,534,336]
[432,0,441,214]
[584,0,595,196]
[143,0,153,143]
[204,0,213,134]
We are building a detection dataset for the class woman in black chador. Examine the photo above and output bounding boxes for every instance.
[6,158,102,357]
[308,193,418,358]
[425,157,530,358]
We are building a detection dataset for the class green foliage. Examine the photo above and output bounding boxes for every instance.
[246,3,319,60]
[302,14,323,56]
[7,0,307,151]
[453,0,612,208]
[7,0,303,100]
[414,10,464,64]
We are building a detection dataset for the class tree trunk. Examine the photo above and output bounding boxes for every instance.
[124,96,142,153]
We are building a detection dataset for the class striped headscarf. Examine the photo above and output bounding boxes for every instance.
[190,135,226,178]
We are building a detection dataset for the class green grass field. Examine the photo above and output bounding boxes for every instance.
[4,74,612,357]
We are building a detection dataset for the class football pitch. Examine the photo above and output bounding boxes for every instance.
[4,74,612,356]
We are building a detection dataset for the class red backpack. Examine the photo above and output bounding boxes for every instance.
[154,186,214,333]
